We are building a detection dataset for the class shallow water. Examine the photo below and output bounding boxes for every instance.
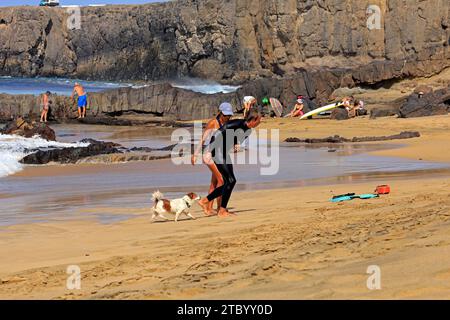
[0,124,448,227]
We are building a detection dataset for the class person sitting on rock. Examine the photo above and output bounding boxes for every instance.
[342,96,354,109]
[71,82,87,119]
[40,91,51,123]
[348,98,367,118]
[288,97,305,117]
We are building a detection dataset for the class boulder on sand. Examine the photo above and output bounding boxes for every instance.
[330,108,349,120]
[370,108,398,119]
[399,86,450,118]
[20,139,123,165]
[0,117,56,141]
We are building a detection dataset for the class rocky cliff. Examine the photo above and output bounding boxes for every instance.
[1,61,449,121]
[1,0,449,82]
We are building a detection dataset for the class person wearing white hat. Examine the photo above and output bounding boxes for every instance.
[288,96,305,118]
[242,96,257,118]
[191,102,234,215]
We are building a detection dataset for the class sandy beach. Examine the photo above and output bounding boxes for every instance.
[1,115,449,299]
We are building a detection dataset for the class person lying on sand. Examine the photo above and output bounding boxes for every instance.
[71,82,87,119]
[40,91,51,123]
[191,102,233,215]
[198,108,262,218]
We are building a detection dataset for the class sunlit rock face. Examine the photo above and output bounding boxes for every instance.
[0,0,448,82]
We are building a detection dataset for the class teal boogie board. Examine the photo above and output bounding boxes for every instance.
[331,193,379,203]
[300,102,343,120]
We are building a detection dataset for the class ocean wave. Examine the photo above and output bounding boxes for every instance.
[0,134,89,178]
[170,78,240,94]
[0,77,130,96]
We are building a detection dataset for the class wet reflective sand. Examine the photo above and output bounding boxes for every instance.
[1,124,448,226]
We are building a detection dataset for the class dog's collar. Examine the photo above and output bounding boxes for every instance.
[183,198,192,208]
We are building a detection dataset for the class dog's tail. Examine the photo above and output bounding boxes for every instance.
[151,190,164,205]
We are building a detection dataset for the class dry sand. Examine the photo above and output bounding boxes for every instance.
[0,115,449,299]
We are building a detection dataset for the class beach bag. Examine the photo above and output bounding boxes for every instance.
[375,185,391,195]
[356,108,368,116]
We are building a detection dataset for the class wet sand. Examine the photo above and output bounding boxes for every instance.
[0,115,450,299]
[262,114,450,163]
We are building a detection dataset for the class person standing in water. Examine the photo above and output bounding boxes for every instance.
[40,91,51,123]
[198,108,262,217]
[191,103,234,215]
[71,82,87,119]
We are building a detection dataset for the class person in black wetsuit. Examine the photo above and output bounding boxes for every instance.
[198,108,262,217]
[191,103,233,215]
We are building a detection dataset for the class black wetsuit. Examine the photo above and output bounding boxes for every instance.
[206,119,252,209]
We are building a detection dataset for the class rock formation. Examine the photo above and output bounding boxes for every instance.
[330,108,349,121]
[399,86,450,118]
[284,131,421,143]
[0,117,56,141]
[18,138,187,165]
[19,139,123,164]
[0,0,449,82]
[0,1,449,120]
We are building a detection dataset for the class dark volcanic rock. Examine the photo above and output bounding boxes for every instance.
[350,131,420,142]
[20,139,122,164]
[285,131,420,143]
[0,1,449,82]
[330,108,349,121]
[399,87,450,118]
[129,144,178,152]
[0,117,56,141]
[1,1,449,121]
[370,108,398,119]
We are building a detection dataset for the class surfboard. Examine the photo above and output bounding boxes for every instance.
[300,102,343,120]
[269,98,283,118]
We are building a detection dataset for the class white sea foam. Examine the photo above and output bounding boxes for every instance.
[170,78,240,94]
[0,134,89,178]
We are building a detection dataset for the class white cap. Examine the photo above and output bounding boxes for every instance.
[243,96,256,104]
[219,102,234,116]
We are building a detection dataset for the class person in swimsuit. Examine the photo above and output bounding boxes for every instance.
[40,91,51,123]
[71,82,87,119]
[242,96,257,119]
[198,108,262,217]
[191,103,233,215]
[288,97,305,117]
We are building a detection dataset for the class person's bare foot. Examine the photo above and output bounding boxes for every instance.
[217,208,236,218]
[198,198,213,216]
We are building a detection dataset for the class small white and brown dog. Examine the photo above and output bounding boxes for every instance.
[151,191,201,222]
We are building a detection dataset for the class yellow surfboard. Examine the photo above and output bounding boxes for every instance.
[300,102,343,120]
